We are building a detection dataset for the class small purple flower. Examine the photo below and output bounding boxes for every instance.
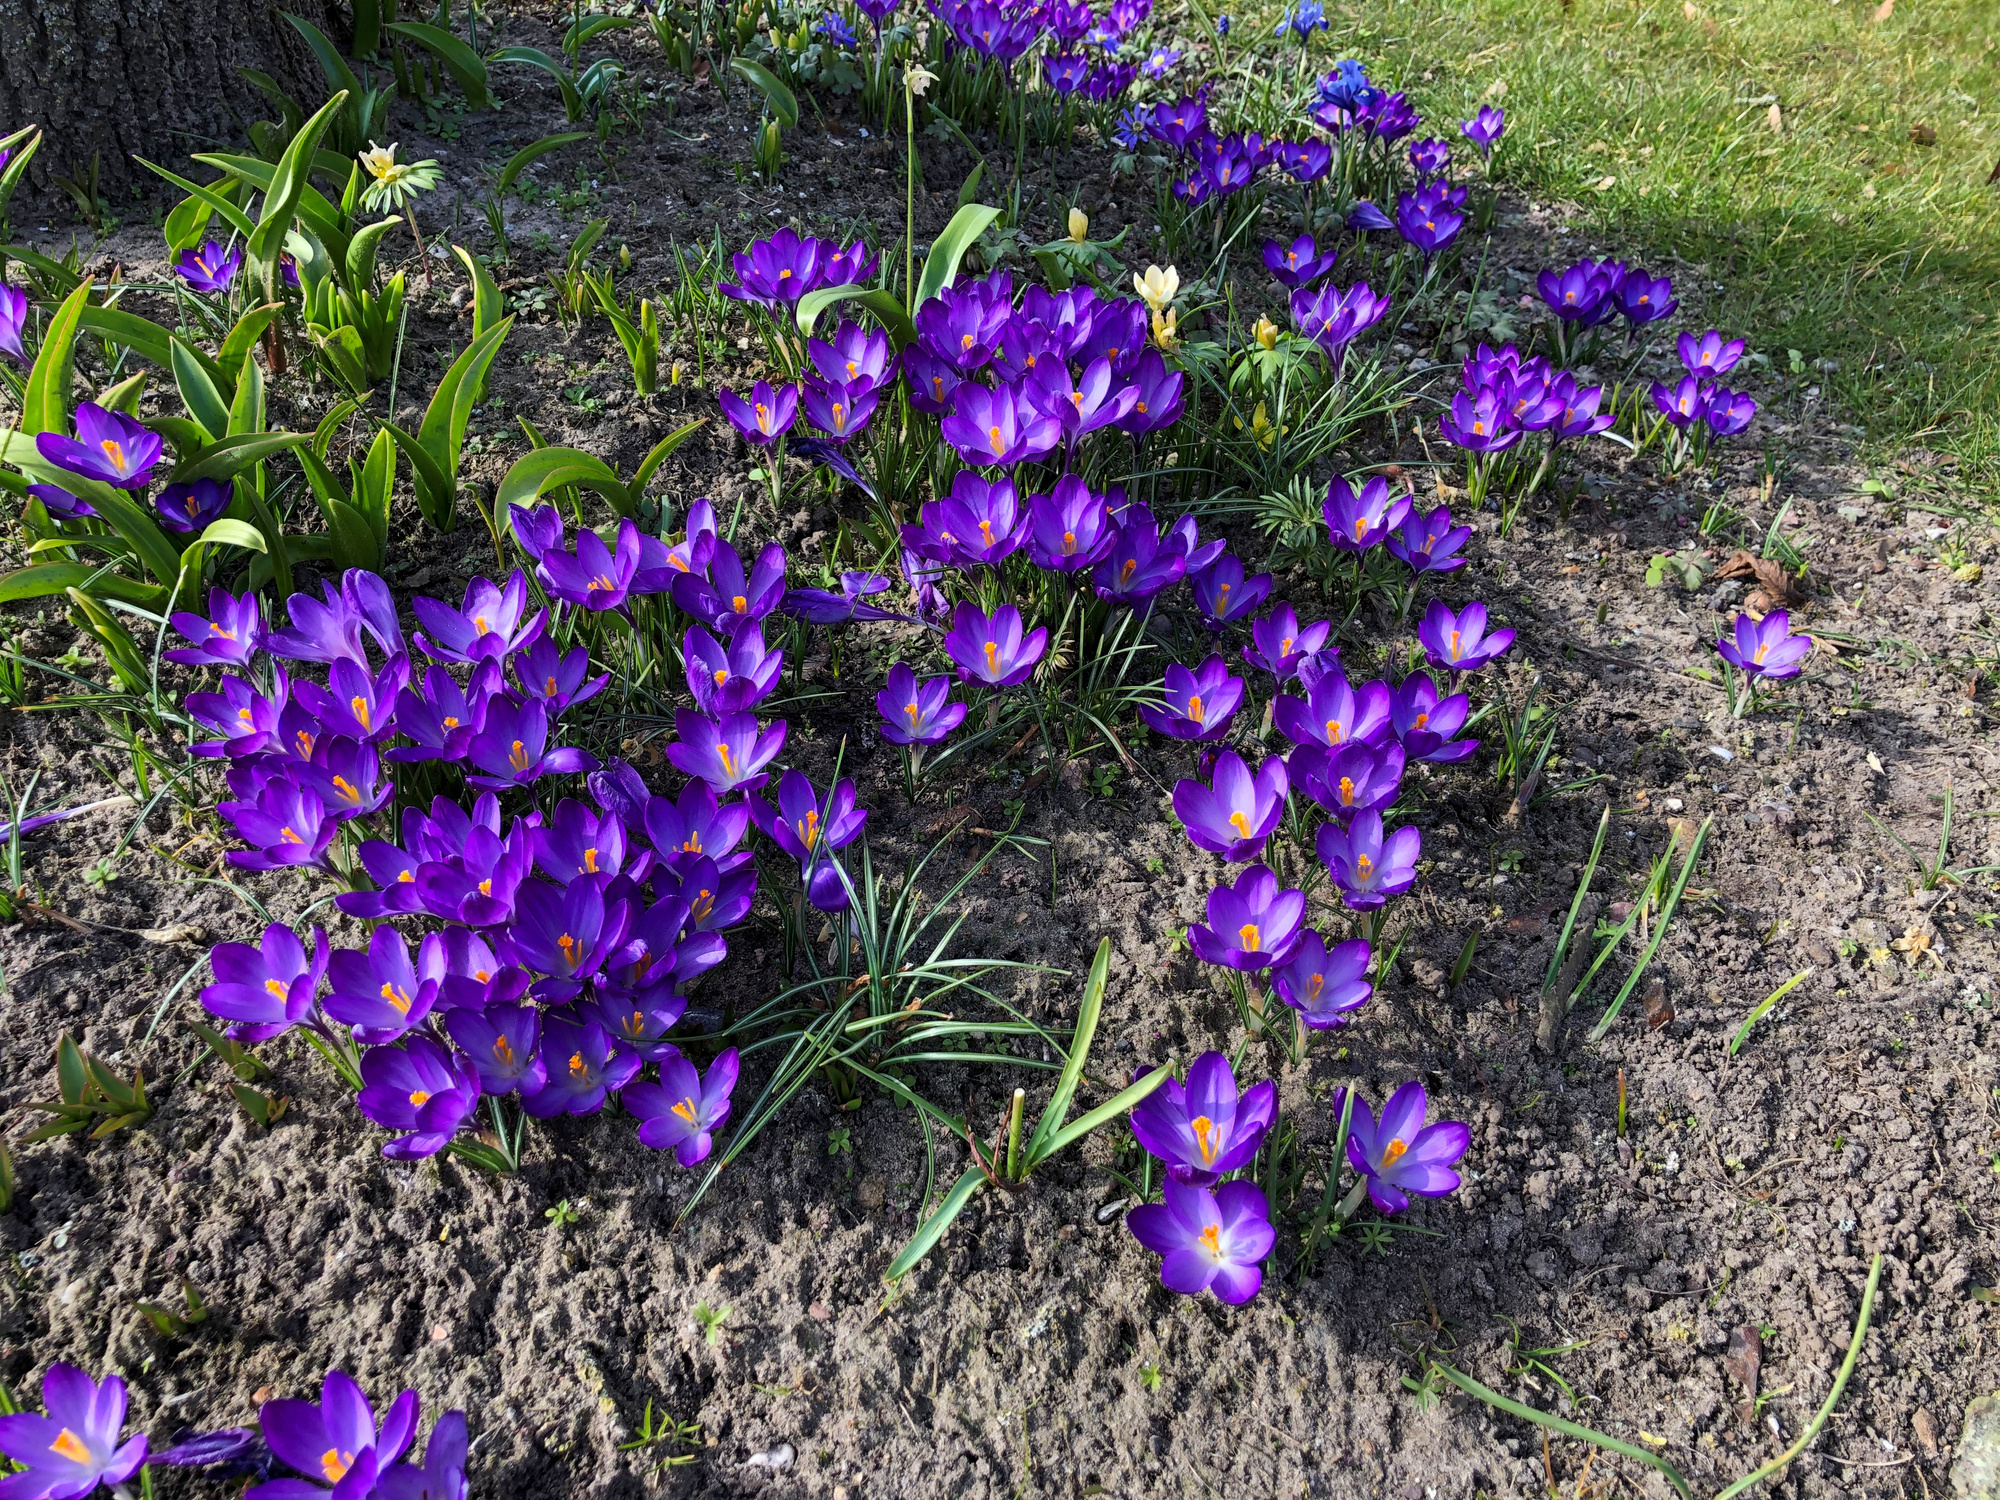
[0,285,27,366]
[388,661,499,764]
[1679,329,1745,377]
[1651,374,1710,430]
[1026,356,1139,450]
[1261,234,1338,290]
[1345,198,1395,232]
[1271,137,1332,183]
[1270,931,1372,1027]
[942,602,1047,689]
[750,768,868,871]
[905,471,1026,571]
[1190,554,1273,629]
[1439,386,1522,454]
[1705,387,1757,437]
[1126,1178,1275,1305]
[376,1411,469,1500]
[627,1048,740,1166]
[0,1364,147,1499]
[445,1004,547,1098]
[1715,608,1811,680]
[1322,474,1410,553]
[671,539,789,629]
[720,228,825,307]
[325,926,447,1039]
[718,380,799,446]
[1187,863,1306,970]
[1142,654,1244,743]
[1026,474,1116,571]
[801,378,881,444]
[1043,50,1092,93]
[27,482,96,520]
[1548,376,1616,443]
[941,380,1063,469]
[643,779,752,874]
[1538,260,1616,325]
[1408,136,1451,179]
[153,476,232,534]
[200,922,328,1043]
[1394,191,1464,259]
[186,670,289,758]
[1289,738,1406,822]
[541,518,643,612]
[781,570,904,626]
[1130,1050,1276,1184]
[1316,809,1421,910]
[1389,673,1476,763]
[1115,349,1186,436]
[1272,665,1391,750]
[512,637,609,717]
[505,876,633,997]
[292,652,409,743]
[411,570,545,663]
[667,708,787,793]
[510,502,566,563]
[263,572,403,668]
[1140,45,1180,78]
[253,1370,418,1499]
[1240,603,1331,681]
[465,697,600,790]
[877,663,966,747]
[1613,267,1676,324]
[809,321,893,390]
[173,238,243,294]
[1417,599,1514,674]
[295,737,392,819]
[1460,105,1505,157]
[220,773,337,872]
[1289,281,1391,357]
[686,620,783,713]
[533,797,632,885]
[1173,749,1289,862]
[1149,95,1207,149]
[520,1016,640,1118]
[1339,1080,1471,1213]
[166,586,264,668]
[37,402,163,489]
[356,1036,481,1158]
[1383,504,1470,575]
[1093,503,1188,606]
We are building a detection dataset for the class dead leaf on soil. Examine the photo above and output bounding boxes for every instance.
[1724,1325,1761,1421]
[1666,816,1702,857]
[1909,122,1936,146]
[1713,549,1806,606]
[1642,977,1674,1030]
[1871,0,1893,20]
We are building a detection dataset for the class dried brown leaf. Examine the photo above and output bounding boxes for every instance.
[1724,1324,1761,1421]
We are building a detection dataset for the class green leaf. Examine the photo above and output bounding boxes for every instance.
[217,304,285,391]
[568,13,639,47]
[1036,1064,1172,1164]
[135,160,259,243]
[24,279,92,435]
[795,283,916,348]
[0,243,82,294]
[65,587,149,693]
[389,21,493,108]
[281,11,362,99]
[352,0,382,56]
[495,446,636,521]
[191,154,352,268]
[170,338,231,442]
[630,418,705,495]
[75,304,172,374]
[1025,937,1109,1162]
[164,181,229,253]
[0,126,42,218]
[1428,1364,1693,1500]
[190,518,267,555]
[884,1167,988,1281]
[496,130,590,194]
[489,47,582,119]
[57,1037,88,1106]
[915,202,1002,310]
[729,57,799,127]
[227,358,265,438]
[96,371,149,416]
[168,432,311,485]
[381,422,458,531]
[344,216,404,291]
[408,318,514,528]
[249,91,349,299]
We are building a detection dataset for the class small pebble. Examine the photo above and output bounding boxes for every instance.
[746,1442,794,1470]
[1094,1199,1128,1225]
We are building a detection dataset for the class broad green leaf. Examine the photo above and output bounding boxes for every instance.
[171,338,230,442]
[227,358,265,439]
[311,396,367,458]
[630,418,705,495]
[796,282,917,349]
[569,13,639,46]
[356,427,394,545]
[24,279,92,435]
[414,317,514,505]
[0,565,165,608]
[217,304,285,390]
[730,57,798,127]
[451,245,505,399]
[96,371,148,416]
[164,175,242,251]
[381,422,458,531]
[388,22,492,108]
[916,203,1002,309]
[168,432,311,485]
[249,91,349,299]
[1036,1063,1172,1163]
[192,153,351,267]
[282,11,362,99]
[135,160,258,242]
[884,1168,987,1280]
[495,446,635,521]
[150,417,214,462]
[65,587,149,693]
[76,304,174,372]
[495,130,589,194]
[352,0,382,56]
[345,216,404,291]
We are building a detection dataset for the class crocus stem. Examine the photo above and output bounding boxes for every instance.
[905,87,917,305]
[1004,1086,1025,1180]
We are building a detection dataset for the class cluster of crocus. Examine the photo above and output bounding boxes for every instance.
[720,226,876,309]
[1311,58,1419,140]
[1651,329,1758,439]
[1438,340,1616,501]
[1141,94,1340,203]
[1536,255,1678,360]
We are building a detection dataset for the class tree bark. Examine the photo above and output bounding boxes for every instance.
[0,0,349,214]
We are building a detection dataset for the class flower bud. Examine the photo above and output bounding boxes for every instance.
[1067,207,1089,243]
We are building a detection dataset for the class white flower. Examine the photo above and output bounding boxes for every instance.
[905,62,938,96]
[1134,263,1179,313]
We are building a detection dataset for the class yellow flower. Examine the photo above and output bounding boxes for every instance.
[360,141,399,181]
[1134,263,1179,313]
[905,62,938,96]
[1151,305,1180,352]
[1253,315,1280,350]
[1067,207,1089,243]
[1234,401,1285,450]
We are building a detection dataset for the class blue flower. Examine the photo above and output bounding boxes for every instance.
[815,10,858,46]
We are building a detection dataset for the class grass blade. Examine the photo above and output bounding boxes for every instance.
[1728,968,1811,1057]
[1587,816,1711,1042]
[885,1166,987,1280]
[1023,936,1110,1161]
[1428,1362,1693,1500]
[1542,805,1610,996]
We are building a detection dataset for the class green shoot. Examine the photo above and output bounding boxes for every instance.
[1587,816,1712,1041]
[24,1037,152,1142]
[1729,969,1812,1057]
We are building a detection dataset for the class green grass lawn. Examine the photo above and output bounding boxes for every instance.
[1281,0,2000,474]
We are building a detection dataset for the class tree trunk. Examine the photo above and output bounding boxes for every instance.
[0,0,349,215]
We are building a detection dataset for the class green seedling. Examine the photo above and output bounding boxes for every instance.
[25,1036,152,1141]
[135,1276,210,1337]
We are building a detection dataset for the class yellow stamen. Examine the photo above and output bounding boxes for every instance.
[1198,1222,1221,1257]
[1190,1115,1219,1164]
[494,1035,515,1066]
[557,933,579,968]
[1227,811,1252,839]
[983,641,999,675]
[1338,776,1355,806]
[52,1429,93,1466]
[671,1096,699,1123]
[380,982,412,1013]
[265,978,289,999]
[569,1051,587,1077]
[1382,1137,1409,1166]
[1186,694,1204,721]
[508,738,531,772]
[321,1448,355,1482]
[408,1089,431,1106]
[1238,923,1261,951]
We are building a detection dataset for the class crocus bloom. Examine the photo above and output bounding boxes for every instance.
[751,768,868,872]
[1418,599,1515,673]
[37,402,163,489]
[942,602,1046,689]
[1715,609,1811,680]
[1272,666,1391,750]
[914,283,1010,374]
[810,321,893,390]
[465,697,599,790]
[1322,475,1410,553]
[781,570,903,625]
[1241,603,1330,681]
[0,1364,147,1498]
[1538,261,1614,325]
[718,380,798,446]
[1316,809,1421,910]
[903,346,963,414]
[1678,329,1745,377]
[1270,931,1372,1027]
[220,774,337,871]
[186,670,289,758]
[541,518,643,612]
[534,797,631,885]
[1341,1080,1471,1213]
[375,1411,469,1500]
[412,570,544,663]
[667,708,786,793]
[671,539,789,628]
[1388,674,1476,763]
[1142,654,1244,742]
[518,1017,638,1118]
[1439,387,1521,454]
[801,378,881,444]
[657,853,758,933]
[292,653,409,743]
[1261,234,1337,290]
[201,922,329,1043]
[511,638,607,717]
[1408,136,1451,178]
[166,586,264,668]
[1190,555,1273,629]
[154,477,232,534]
[1289,281,1390,357]
[720,227,825,306]
[876,663,965,747]
[388,661,498,764]
[27,483,96,520]
[1026,356,1139,449]
[905,471,1026,570]
[446,1003,547,1098]
[685,621,782,713]
[509,502,565,563]
[254,1369,418,1498]
[1127,1179,1275,1305]
[627,1049,740,1166]
[1289,738,1406,821]
[941,381,1062,469]
[0,286,26,365]
[1346,199,1395,232]
[1272,137,1332,182]
[1130,1050,1276,1184]
[266,570,404,666]
[174,238,243,294]
[1383,505,1470,576]
[295,737,393,819]
[1394,191,1463,259]
[1652,374,1709,430]
[644,779,753,874]
[1114,349,1186,436]
[1548,376,1616,443]
[1173,750,1289,861]
[1026,474,1117,571]
[1461,105,1505,156]
[1705,388,1758,436]
[1613,268,1676,324]
[356,1036,481,1158]
[325,925,448,1039]
[503,876,632,998]
[1093,504,1187,606]
[1187,863,1305,970]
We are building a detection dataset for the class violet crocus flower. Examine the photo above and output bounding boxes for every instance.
[905,471,1026,570]
[376,1411,470,1500]
[942,602,1046,689]
[511,638,608,717]
[627,1049,740,1166]
[1093,503,1188,606]
[1383,504,1470,576]
[1394,191,1464,259]
[781,569,904,625]
[186,670,288,758]
[1272,665,1391,750]
[1272,137,1332,182]
[523,1016,641,1118]
[686,620,783,713]
[751,768,867,869]
[644,779,753,874]
[509,502,565,563]
[264,571,404,667]
[1389,674,1476,763]
[876,663,965,747]
[0,285,26,365]
[355,1036,481,1159]
[809,321,893,390]
[388,661,498,764]
[1340,1080,1471,1213]
[903,346,963,414]
[1678,329,1745,377]
[1705,388,1758,437]
[720,227,825,306]
[534,797,631,885]
[1322,475,1410,553]
[166,586,264,668]
[0,1364,147,1498]
[37,402,163,489]
[221,774,337,872]
[1270,931,1372,1027]
[503,877,632,998]
[200,922,328,1044]
[173,238,243,294]
[1142,654,1244,742]
[1190,555,1273,629]
[541,518,643,612]
[671,539,789,628]
[1290,738,1406,822]
[1289,281,1391,358]
[295,738,393,820]
[1439,387,1521,454]
[411,570,544,663]
[1548,376,1617,444]
[1130,1050,1276,1184]
[1025,474,1117,571]
[1418,599,1514,674]
[1461,105,1505,157]
[1538,261,1615,325]
[1346,199,1395,232]
[1115,349,1186,436]
[1613,268,1676,324]
[941,381,1062,469]
[1715,608,1811,680]
[1408,136,1451,178]
[292,653,408,743]
[1316,809,1421,910]
[1651,374,1709,430]
[325,926,447,1039]
[1127,1178,1275,1305]
[667,708,786,793]
[1261,234,1338,290]
[914,284,1010,374]
[719,380,799,446]
[253,1370,418,1499]
[801,378,880,444]
[1241,603,1330,681]
[445,1003,546,1098]
[1173,749,1289,862]
[1188,863,1306,970]
[27,482,96,520]
[1026,355,1139,450]
[154,477,232,534]
[465,697,599,790]
[658,853,758,933]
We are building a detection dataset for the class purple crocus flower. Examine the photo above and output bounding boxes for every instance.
[1439,387,1521,454]
[445,1003,547,1098]
[914,283,1011,374]
[1025,474,1116,571]
[375,1411,469,1500]
[1027,355,1139,450]
[1289,281,1391,357]
[720,227,825,306]
[1408,136,1451,178]
[533,797,631,885]
[1187,863,1305,970]
[941,380,1062,469]
[153,477,232,534]
[1130,1050,1276,1184]
[903,346,964,414]
[253,1369,418,1499]
[1093,503,1187,606]
[686,620,783,713]
[200,922,328,1043]
[265,571,404,667]
[1272,137,1332,183]
[801,378,881,444]
[1651,374,1709,430]
[1044,50,1091,92]
[1262,234,1338,290]
[1190,555,1273,629]
[1316,809,1421,910]
[1715,609,1811,680]
[1290,738,1406,822]
[1322,475,1410,553]
[1383,504,1470,576]
[781,569,903,625]
[411,570,544,663]
[292,653,408,743]
[644,779,753,874]
[509,502,566,563]
[294,737,393,820]
[1270,931,1372,1027]
[541,518,643,612]
[1394,191,1464,259]
[877,663,965,747]
[465,696,599,790]
[1142,655,1244,743]
[522,1016,640,1118]
[942,602,1046,689]
[667,708,786,793]
[905,471,1026,571]
[0,1364,147,1498]
[511,637,608,717]
[0,286,27,366]
[1613,268,1676,324]
[1173,749,1289,862]
[1272,665,1391,750]
[1114,349,1186,436]
[173,238,243,294]
[1149,95,1207,148]
[27,482,96,520]
[657,853,757,933]
[220,774,337,871]
[186,670,289,758]
[37,402,163,489]
[809,321,893,390]
[504,876,632,997]
[671,539,788,628]
[1340,1080,1471,1213]
[388,661,499,764]
[627,1049,740,1166]
[1548,376,1616,443]
[1461,106,1505,157]
[1417,599,1514,674]
[1538,261,1615,325]
[718,380,799,446]
[355,1036,481,1158]
[166,586,264,668]
[750,768,867,870]
[1127,1179,1274,1305]
[1240,603,1330,681]
[1679,329,1745,377]
[1389,674,1476,763]
[325,926,447,1039]
[1705,388,1758,436]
